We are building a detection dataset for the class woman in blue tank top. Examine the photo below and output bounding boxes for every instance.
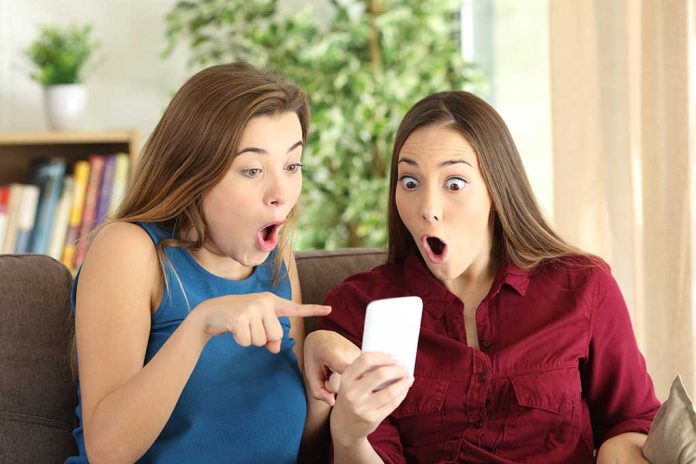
[66,62,352,463]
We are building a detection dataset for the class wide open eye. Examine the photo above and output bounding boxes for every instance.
[445,177,467,191]
[398,175,420,190]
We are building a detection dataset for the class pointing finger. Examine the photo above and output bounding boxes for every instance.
[276,302,332,318]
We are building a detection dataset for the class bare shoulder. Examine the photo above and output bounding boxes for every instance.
[77,222,160,311]
[81,222,157,271]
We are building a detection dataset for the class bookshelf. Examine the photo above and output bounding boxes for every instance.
[0,130,139,270]
[0,130,138,184]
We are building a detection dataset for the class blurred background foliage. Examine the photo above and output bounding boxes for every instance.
[165,0,481,250]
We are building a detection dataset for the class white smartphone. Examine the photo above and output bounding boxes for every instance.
[361,296,423,377]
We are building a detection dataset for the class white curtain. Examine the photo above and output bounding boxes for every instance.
[548,0,695,400]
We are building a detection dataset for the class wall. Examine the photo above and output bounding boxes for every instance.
[0,0,190,147]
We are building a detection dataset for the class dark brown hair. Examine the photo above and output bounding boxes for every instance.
[387,91,583,268]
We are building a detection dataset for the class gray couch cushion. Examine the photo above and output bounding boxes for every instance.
[0,254,77,462]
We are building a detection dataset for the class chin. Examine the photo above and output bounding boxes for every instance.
[420,255,468,282]
[227,247,269,268]
[427,265,460,282]
[244,252,270,267]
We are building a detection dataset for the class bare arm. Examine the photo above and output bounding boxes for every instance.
[596,432,649,464]
[333,438,385,464]
[76,223,211,463]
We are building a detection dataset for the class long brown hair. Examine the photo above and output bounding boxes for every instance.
[102,62,309,298]
[387,91,583,268]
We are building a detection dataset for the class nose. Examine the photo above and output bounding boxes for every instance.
[420,187,442,223]
[264,168,290,207]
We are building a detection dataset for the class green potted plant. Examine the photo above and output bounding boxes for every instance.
[26,23,99,130]
[164,0,481,249]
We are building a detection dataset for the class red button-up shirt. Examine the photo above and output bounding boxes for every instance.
[319,252,660,463]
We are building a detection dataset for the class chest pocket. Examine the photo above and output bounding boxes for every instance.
[502,367,582,453]
[390,376,449,449]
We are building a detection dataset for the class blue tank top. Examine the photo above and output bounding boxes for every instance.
[66,222,307,463]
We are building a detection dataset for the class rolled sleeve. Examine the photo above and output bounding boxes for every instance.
[581,264,661,448]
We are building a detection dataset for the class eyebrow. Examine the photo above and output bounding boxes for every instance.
[237,141,304,155]
[398,157,473,168]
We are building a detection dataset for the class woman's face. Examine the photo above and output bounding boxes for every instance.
[202,111,304,268]
[395,124,495,282]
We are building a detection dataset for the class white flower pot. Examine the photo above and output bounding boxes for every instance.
[44,84,87,130]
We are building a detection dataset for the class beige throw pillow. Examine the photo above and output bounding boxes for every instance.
[642,375,696,463]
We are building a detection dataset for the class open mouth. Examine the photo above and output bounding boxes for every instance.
[256,222,282,252]
[427,236,446,255]
[422,235,448,264]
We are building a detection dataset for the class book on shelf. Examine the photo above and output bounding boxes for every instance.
[48,176,74,261]
[95,155,116,227]
[30,158,66,254]
[2,184,25,254]
[0,186,9,249]
[62,160,90,270]
[14,185,40,254]
[73,155,106,270]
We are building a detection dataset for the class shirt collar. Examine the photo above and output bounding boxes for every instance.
[489,260,530,298]
[402,251,530,319]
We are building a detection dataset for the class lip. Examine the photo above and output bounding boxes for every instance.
[256,220,284,252]
[420,234,448,265]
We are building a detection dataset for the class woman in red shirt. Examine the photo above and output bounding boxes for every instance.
[309,91,660,463]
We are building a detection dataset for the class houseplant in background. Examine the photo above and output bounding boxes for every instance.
[26,23,99,130]
[165,0,481,250]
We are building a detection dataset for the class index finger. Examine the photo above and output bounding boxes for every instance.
[276,302,332,318]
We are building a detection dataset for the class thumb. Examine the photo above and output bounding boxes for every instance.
[265,340,281,354]
[321,357,352,375]
[326,371,342,394]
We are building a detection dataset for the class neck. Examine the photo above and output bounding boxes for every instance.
[190,245,253,280]
[183,226,253,280]
[442,219,500,300]
[444,252,498,301]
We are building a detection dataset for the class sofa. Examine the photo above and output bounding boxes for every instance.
[0,249,386,463]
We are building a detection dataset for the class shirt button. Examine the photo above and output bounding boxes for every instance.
[478,373,487,382]
[473,420,483,428]
[481,339,492,348]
